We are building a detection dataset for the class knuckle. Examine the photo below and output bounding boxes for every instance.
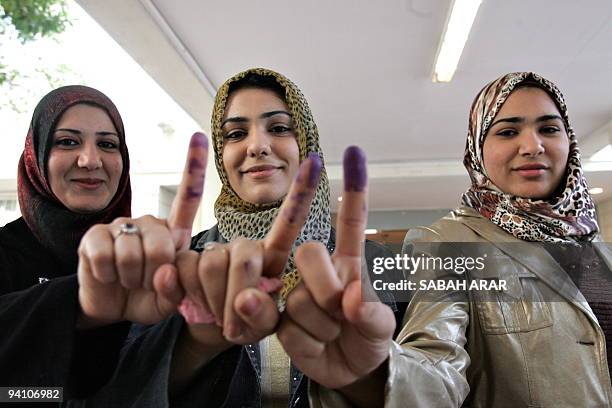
[111,217,131,226]
[198,251,226,277]
[339,213,364,228]
[88,224,105,235]
[147,242,175,265]
[139,214,159,224]
[320,288,343,312]
[231,237,252,250]
[295,242,325,263]
[176,251,198,273]
[286,287,309,316]
[89,249,113,267]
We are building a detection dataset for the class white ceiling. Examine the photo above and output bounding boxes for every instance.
[77,0,612,211]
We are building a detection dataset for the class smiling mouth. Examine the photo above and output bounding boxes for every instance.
[513,164,549,178]
[72,178,104,189]
[241,165,282,180]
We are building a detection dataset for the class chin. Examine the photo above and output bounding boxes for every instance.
[512,189,553,200]
[246,196,284,205]
[244,191,286,205]
[65,199,110,214]
[240,184,287,205]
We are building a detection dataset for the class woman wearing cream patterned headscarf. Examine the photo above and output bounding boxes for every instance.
[209,68,332,304]
[173,68,399,407]
[394,72,612,407]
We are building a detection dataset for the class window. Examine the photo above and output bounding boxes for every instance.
[0,196,20,227]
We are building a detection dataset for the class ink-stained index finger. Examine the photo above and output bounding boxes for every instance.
[263,152,322,276]
[335,146,368,258]
[168,132,209,250]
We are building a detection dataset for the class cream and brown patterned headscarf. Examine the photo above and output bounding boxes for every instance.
[211,68,331,304]
[462,72,599,243]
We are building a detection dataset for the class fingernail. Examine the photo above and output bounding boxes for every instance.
[307,152,322,188]
[178,297,216,324]
[224,323,241,339]
[189,132,208,148]
[239,293,260,316]
[343,146,367,192]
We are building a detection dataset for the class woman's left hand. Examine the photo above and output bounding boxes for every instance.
[277,147,395,402]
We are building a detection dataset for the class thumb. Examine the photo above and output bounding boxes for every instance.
[342,280,395,340]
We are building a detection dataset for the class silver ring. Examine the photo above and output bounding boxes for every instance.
[203,242,217,251]
[117,222,140,238]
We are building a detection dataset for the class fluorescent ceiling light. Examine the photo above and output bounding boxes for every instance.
[433,0,483,83]
[589,187,604,195]
[589,144,612,162]
[365,229,378,235]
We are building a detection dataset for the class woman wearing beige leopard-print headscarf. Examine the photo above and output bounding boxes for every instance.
[168,68,402,408]
[393,72,612,407]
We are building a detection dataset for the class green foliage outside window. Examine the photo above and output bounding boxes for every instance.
[0,0,70,85]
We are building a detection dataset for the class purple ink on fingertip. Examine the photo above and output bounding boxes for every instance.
[189,132,209,148]
[343,146,367,192]
[307,152,322,188]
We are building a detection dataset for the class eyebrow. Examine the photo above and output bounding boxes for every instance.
[220,110,292,128]
[55,128,119,137]
[490,114,563,128]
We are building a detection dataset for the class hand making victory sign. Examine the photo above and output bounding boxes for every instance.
[172,152,323,348]
[277,146,396,406]
[77,132,208,327]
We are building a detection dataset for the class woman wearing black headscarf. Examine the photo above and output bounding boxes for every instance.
[0,85,132,397]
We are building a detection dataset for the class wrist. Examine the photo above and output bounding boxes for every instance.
[76,309,118,330]
[337,359,388,408]
[169,321,231,395]
[177,323,232,367]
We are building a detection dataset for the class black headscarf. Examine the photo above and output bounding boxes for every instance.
[17,85,131,267]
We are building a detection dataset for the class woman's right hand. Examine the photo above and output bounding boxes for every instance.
[177,153,322,350]
[76,132,208,328]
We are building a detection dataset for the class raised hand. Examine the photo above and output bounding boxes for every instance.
[277,146,395,400]
[175,153,323,349]
[77,132,208,327]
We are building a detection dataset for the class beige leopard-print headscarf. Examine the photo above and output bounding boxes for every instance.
[462,72,599,243]
[211,68,331,307]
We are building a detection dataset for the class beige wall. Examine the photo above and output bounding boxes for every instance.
[598,198,612,242]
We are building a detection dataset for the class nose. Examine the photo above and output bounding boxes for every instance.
[518,128,545,157]
[245,127,271,158]
[77,141,103,170]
